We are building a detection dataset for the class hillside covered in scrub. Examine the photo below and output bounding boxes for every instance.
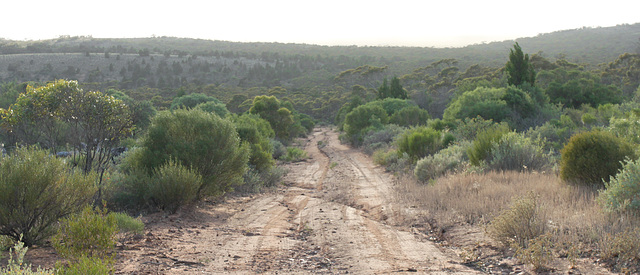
[1,22,640,273]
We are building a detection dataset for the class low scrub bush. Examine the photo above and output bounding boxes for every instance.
[373,149,411,173]
[389,106,430,127]
[280,147,308,162]
[236,166,287,193]
[0,147,96,246]
[599,158,640,214]
[106,168,152,211]
[467,124,510,166]
[397,126,448,161]
[514,234,554,271]
[487,132,553,172]
[488,193,546,248]
[414,142,468,182]
[148,159,202,213]
[53,206,117,260]
[57,255,113,275]
[343,104,389,145]
[0,237,53,274]
[361,124,404,155]
[139,109,249,198]
[109,212,144,234]
[560,129,636,187]
[53,205,117,274]
[270,139,287,160]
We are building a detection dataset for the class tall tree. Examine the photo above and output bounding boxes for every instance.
[378,76,407,99]
[506,42,536,87]
[0,80,134,198]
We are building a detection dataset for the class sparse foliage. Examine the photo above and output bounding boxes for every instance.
[0,147,96,246]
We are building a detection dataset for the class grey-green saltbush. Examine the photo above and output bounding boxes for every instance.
[487,132,553,172]
[414,142,469,182]
[599,158,640,214]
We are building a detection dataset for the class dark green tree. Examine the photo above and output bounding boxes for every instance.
[377,76,407,99]
[506,43,536,87]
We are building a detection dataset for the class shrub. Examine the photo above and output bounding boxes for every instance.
[560,129,636,187]
[443,87,511,123]
[195,101,230,118]
[109,212,144,234]
[343,104,389,145]
[452,116,507,142]
[488,193,546,248]
[397,126,445,161]
[280,147,308,162]
[170,93,223,110]
[599,158,640,214]
[373,149,411,173]
[0,237,53,274]
[270,139,286,160]
[107,166,152,211]
[467,124,510,166]
[57,255,113,275]
[0,147,96,246]
[361,124,404,155]
[514,234,554,271]
[414,142,468,182]
[138,109,249,197]
[389,106,430,127]
[148,159,202,213]
[52,205,117,261]
[233,114,275,172]
[237,166,287,193]
[487,132,553,172]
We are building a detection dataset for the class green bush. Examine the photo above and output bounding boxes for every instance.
[452,116,508,142]
[52,206,117,260]
[560,129,636,187]
[280,147,308,162]
[148,159,202,213]
[57,255,113,275]
[343,104,389,145]
[414,142,468,182]
[233,114,275,172]
[0,147,96,246]
[487,132,553,172]
[107,166,152,211]
[138,109,249,197]
[443,87,511,123]
[389,106,430,127]
[109,212,144,234]
[195,101,230,118]
[397,126,446,161]
[599,158,640,214]
[170,93,223,110]
[467,124,510,166]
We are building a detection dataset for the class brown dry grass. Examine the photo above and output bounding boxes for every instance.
[394,170,640,271]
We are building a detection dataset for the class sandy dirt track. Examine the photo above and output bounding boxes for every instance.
[115,127,478,274]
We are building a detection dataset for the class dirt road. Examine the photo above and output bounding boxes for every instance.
[116,127,477,274]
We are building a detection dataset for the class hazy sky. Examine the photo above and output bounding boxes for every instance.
[3,0,639,47]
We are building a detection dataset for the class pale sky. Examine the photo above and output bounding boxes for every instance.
[3,0,639,47]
